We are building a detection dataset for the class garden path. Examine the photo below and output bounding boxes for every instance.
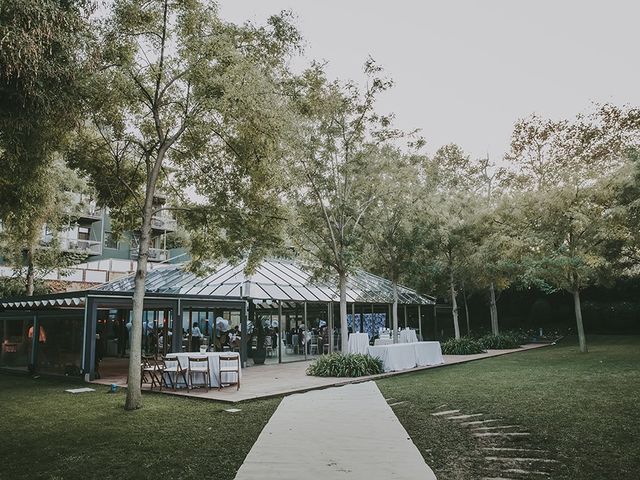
[233,381,437,480]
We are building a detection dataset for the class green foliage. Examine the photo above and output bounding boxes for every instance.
[306,353,384,377]
[440,337,485,355]
[478,333,521,350]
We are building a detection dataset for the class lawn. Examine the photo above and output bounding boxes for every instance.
[0,376,280,480]
[377,335,640,480]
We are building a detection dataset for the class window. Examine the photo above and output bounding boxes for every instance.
[78,227,90,241]
[104,232,118,249]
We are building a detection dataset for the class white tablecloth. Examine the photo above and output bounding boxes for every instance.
[165,352,241,388]
[374,338,393,346]
[414,341,444,366]
[367,342,444,372]
[348,333,370,354]
[399,329,419,343]
[367,343,417,372]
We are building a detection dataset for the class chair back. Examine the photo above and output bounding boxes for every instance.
[188,356,208,367]
[162,355,181,370]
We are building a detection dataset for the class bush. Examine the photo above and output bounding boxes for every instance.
[479,333,521,350]
[306,353,384,377]
[441,337,485,355]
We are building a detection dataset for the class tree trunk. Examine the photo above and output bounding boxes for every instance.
[462,283,470,335]
[25,246,35,296]
[489,282,499,336]
[125,149,167,410]
[450,271,460,339]
[125,210,152,410]
[573,289,587,353]
[338,271,348,353]
[392,280,399,343]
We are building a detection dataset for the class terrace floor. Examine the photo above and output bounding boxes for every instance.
[92,343,550,403]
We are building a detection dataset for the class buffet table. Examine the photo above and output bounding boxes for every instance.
[367,342,444,372]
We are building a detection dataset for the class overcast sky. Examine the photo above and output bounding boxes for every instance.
[219,0,640,161]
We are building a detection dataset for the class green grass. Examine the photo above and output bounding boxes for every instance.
[377,335,640,480]
[0,375,279,480]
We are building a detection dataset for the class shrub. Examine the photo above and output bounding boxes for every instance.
[441,337,485,355]
[306,353,384,377]
[479,333,521,350]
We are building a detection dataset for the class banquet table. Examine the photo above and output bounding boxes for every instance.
[399,329,419,343]
[413,341,444,367]
[165,352,241,388]
[374,338,393,346]
[367,342,444,372]
[347,332,370,354]
[367,343,417,372]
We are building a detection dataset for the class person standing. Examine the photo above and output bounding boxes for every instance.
[191,322,202,352]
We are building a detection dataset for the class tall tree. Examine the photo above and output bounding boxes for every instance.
[411,144,481,339]
[365,147,423,342]
[287,61,401,352]
[0,0,95,295]
[507,106,640,352]
[70,0,300,409]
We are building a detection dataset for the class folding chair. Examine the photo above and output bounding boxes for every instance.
[141,355,163,390]
[160,356,187,391]
[188,356,210,391]
[218,355,240,391]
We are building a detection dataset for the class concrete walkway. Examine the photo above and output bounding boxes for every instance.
[234,381,437,480]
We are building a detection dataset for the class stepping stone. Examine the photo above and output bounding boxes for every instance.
[482,447,548,453]
[435,404,447,409]
[388,401,407,407]
[224,408,242,413]
[385,398,395,402]
[474,432,530,438]
[486,456,558,463]
[65,388,95,394]
[431,409,460,416]
[446,413,484,420]
[504,468,550,476]
[461,419,500,426]
[472,425,521,431]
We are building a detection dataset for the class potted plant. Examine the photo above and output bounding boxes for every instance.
[253,316,267,365]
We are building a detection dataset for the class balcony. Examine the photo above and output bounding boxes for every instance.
[64,193,102,221]
[150,215,177,232]
[41,236,103,256]
[130,247,169,262]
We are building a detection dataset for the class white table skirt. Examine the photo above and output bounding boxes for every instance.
[348,333,370,354]
[367,342,444,372]
[367,343,417,372]
[414,341,444,366]
[165,352,241,388]
[399,329,419,343]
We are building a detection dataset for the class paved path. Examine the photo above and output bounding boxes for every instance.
[234,381,437,480]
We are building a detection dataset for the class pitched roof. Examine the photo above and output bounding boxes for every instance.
[95,258,434,305]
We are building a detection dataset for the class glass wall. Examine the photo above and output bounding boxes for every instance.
[0,314,34,372]
[35,311,84,376]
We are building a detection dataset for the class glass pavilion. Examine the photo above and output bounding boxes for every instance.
[0,258,434,380]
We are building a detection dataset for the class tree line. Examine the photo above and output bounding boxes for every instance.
[1,1,639,409]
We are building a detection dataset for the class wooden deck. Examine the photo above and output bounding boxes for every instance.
[91,343,550,403]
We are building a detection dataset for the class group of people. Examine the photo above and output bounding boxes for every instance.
[185,319,241,352]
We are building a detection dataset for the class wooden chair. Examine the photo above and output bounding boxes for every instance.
[309,335,319,355]
[218,355,240,391]
[141,355,163,390]
[160,356,187,391]
[265,336,274,357]
[188,356,210,391]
